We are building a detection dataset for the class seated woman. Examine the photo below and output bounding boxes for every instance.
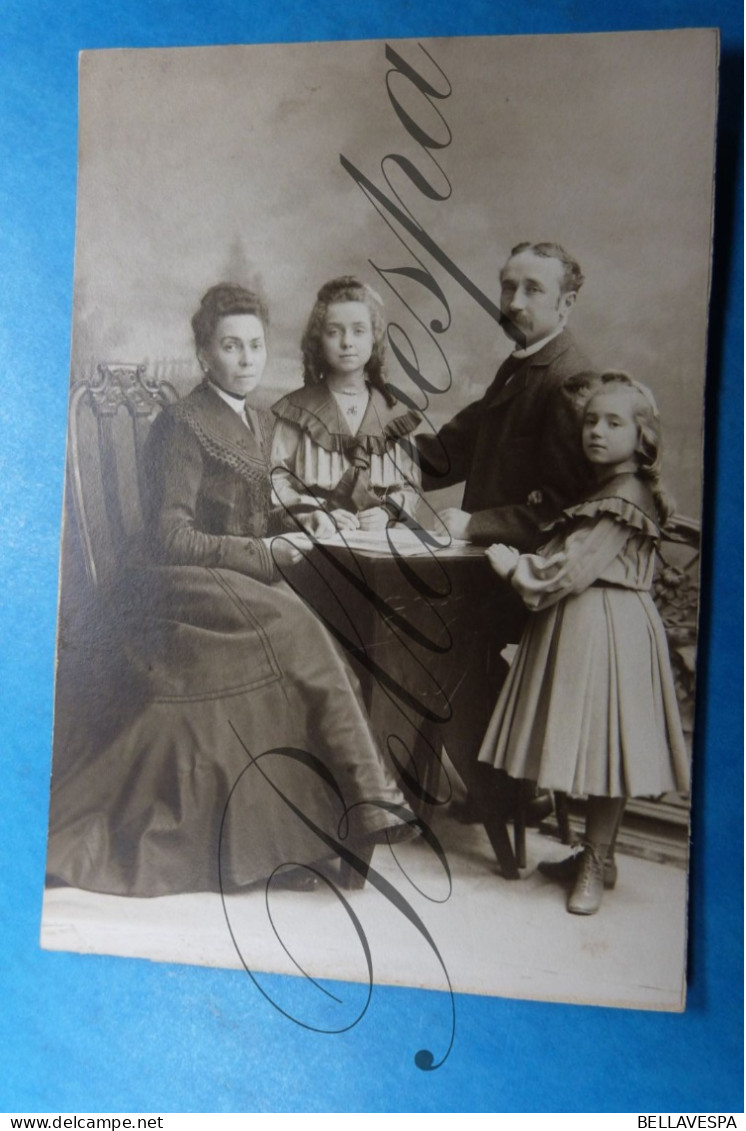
[46,283,415,897]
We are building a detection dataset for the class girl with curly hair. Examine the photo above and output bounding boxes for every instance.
[478,373,689,915]
[271,276,421,537]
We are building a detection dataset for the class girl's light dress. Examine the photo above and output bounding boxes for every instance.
[270,383,421,520]
[477,473,690,799]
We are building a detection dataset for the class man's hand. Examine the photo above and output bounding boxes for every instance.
[357,506,389,532]
[486,543,521,579]
[439,507,472,540]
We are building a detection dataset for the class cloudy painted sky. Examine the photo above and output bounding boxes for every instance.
[72,31,717,513]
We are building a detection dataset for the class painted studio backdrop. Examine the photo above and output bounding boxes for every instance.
[43,30,716,1032]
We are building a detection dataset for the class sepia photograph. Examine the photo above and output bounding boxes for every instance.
[41,29,717,1034]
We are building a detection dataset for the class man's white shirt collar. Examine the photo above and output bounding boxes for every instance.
[511,323,565,360]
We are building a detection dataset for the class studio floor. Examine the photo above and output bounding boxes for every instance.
[40,814,689,1014]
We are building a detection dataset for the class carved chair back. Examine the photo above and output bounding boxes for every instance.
[67,363,179,592]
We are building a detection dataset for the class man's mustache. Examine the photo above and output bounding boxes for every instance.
[498,311,527,350]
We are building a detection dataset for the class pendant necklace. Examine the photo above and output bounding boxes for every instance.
[333,385,368,419]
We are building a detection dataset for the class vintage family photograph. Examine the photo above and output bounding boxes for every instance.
[41,29,717,1024]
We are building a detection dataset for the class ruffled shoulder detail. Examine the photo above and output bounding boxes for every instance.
[169,383,270,485]
[271,384,420,456]
[561,496,660,539]
[543,473,661,539]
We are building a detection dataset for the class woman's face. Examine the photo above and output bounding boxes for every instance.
[200,313,267,398]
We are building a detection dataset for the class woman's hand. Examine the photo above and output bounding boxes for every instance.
[357,506,389,532]
[486,543,521,579]
[271,536,313,569]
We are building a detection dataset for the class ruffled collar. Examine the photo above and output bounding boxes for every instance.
[544,472,661,540]
[271,382,420,456]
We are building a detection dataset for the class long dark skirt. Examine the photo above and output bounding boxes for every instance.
[47,565,406,896]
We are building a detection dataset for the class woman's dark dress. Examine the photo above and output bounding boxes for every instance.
[47,381,408,896]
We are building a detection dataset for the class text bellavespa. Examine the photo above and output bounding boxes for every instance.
[638,1118,738,1128]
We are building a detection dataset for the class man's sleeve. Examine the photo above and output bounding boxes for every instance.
[466,502,548,550]
[466,366,598,551]
[537,367,598,508]
[415,396,486,493]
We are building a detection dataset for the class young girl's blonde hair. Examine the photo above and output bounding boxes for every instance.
[300,276,397,407]
[591,371,675,524]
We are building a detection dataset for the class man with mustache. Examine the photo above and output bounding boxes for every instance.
[415,242,597,839]
[418,240,596,550]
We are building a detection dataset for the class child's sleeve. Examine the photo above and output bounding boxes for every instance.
[509,516,633,611]
[382,436,422,523]
[269,418,325,517]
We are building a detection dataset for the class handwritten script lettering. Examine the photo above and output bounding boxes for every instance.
[225,41,483,1070]
[219,735,455,1070]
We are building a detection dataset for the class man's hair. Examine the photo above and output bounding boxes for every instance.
[507,241,585,295]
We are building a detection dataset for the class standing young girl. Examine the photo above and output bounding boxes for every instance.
[477,372,690,915]
[270,276,421,535]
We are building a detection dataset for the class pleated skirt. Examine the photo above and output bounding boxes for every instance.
[477,586,690,798]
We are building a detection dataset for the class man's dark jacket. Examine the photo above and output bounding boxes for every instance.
[416,330,597,549]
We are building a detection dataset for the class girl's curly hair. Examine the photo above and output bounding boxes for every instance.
[301,276,396,407]
[588,371,675,524]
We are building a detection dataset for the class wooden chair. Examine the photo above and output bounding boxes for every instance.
[67,363,178,592]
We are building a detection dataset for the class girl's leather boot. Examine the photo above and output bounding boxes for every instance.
[567,844,605,914]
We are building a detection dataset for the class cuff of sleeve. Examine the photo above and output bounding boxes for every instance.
[382,487,420,524]
[288,502,326,516]
[381,495,404,523]
[246,537,278,583]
